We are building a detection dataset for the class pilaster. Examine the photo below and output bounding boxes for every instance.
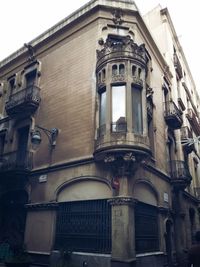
[108,196,136,267]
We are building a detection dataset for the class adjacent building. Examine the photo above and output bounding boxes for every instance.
[0,1,200,267]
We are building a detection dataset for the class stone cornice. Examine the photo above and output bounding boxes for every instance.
[26,202,58,211]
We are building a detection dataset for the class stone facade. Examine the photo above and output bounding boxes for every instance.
[0,1,199,267]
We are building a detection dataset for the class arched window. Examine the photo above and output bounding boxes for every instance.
[112,65,118,76]
[132,65,137,76]
[138,68,142,78]
[119,64,125,75]
[98,72,101,83]
[102,69,106,80]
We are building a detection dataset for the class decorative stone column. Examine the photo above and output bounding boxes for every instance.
[108,196,136,267]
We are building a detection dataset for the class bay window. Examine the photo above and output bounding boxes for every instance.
[99,88,106,135]
[111,85,126,132]
[132,85,143,134]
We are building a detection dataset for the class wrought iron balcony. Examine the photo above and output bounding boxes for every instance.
[5,85,41,117]
[180,126,194,153]
[186,109,200,136]
[174,53,183,79]
[111,120,127,133]
[169,160,192,189]
[164,101,183,129]
[0,151,33,173]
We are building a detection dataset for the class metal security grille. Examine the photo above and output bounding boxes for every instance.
[135,202,159,253]
[55,199,111,253]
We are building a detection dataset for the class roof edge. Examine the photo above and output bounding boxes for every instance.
[0,0,137,69]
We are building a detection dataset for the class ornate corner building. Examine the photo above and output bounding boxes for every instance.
[0,1,199,267]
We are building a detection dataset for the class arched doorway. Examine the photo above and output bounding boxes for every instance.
[0,190,28,248]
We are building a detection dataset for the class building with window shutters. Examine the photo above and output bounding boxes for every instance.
[0,1,200,267]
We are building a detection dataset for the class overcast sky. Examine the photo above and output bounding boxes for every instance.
[0,0,199,90]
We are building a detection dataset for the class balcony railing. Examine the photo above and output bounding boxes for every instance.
[5,85,41,116]
[174,53,183,79]
[111,121,127,133]
[0,151,33,173]
[164,101,183,129]
[169,160,192,188]
[186,109,200,136]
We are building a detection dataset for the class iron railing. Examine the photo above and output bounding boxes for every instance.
[164,101,182,118]
[6,85,41,112]
[135,202,159,253]
[111,121,127,133]
[164,101,183,129]
[0,151,33,172]
[55,199,111,253]
[169,160,192,181]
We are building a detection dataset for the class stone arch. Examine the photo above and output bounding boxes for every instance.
[55,176,112,202]
[133,179,159,206]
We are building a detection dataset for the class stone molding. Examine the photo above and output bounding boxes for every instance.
[108,196,136,206]
[26,202,58,211]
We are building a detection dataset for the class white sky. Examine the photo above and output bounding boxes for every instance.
[0,0,199,91]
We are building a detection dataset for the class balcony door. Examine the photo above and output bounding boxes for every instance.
[17,126,29,168]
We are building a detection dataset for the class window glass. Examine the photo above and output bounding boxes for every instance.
[112,85,126,132]
[99,89,106,127]
[132,85,143,134]
[26,70,37,87]
[102,69,106,80]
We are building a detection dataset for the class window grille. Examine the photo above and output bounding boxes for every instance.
[135,202,159,253]
[55,199,111,253]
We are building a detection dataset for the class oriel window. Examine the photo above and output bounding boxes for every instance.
[132,85,143,134]
[112,85,126,132]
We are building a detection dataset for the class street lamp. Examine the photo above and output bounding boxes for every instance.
[31,125,59,148]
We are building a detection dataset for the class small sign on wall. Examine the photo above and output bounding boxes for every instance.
[39,174,47,183]
[164,192,169,203]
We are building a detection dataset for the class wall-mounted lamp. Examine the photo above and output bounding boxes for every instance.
[31,125,59,148]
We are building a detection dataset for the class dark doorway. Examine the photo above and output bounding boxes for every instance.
[165,219,173,267]
[0,190,28,248]
[17,126,29,169]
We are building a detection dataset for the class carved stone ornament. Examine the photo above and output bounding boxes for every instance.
[96,35,147,66]
[108,196,136,206]
[112,9,123,25]
[24,43,36,62]
[104,152,140,176]
[146,86,154,98]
